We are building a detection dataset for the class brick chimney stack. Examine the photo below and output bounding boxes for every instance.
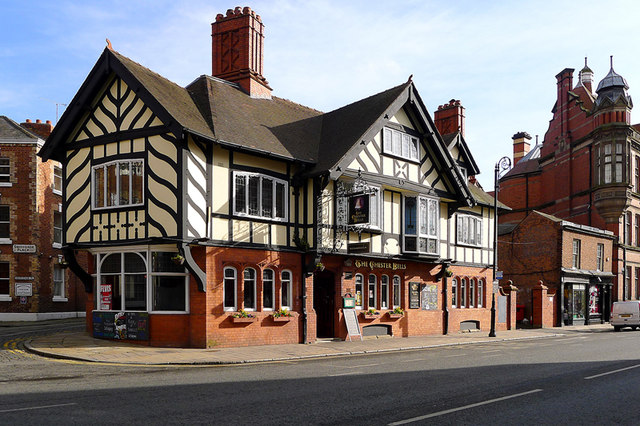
[211,7,272,99]
[434,99,465,137]
[20,119,53,139]
[512,131,532,165]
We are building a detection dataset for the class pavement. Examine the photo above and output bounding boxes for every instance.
[16,322,614,366]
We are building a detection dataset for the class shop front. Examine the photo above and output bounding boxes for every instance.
[561,273,612,326]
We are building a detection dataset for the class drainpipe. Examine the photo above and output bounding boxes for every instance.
[443,270,449,335]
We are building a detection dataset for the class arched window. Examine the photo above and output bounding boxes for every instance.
[368,274,377,309]
[452,278,458,308]
[478,279,484,308]
[355,274,364,309]
[461,278,467,308]
[469,278,476,308]
[281,270,292,310]
[263,269,274,310]
[381,275,389,309]
[243,268,256,310]
[392,276,401,308]
[223,267,237,311]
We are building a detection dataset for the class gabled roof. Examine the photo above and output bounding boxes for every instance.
[39,49,476,207]
[0,116,40,142]
[442,131,480,176]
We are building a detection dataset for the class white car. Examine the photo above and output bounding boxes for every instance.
[611,301,640,331]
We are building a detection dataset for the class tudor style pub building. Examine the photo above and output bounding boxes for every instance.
[39,7,512,348]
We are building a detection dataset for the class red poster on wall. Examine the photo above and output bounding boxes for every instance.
[100,284,112,310]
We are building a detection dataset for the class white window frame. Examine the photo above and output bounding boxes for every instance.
[92,159,144,210]
[232,171,288,221]
[53,164,63,195]
[223,266,237,312]
[461,278,467,308]
[478,279,484,308]
[0,157,11,187]
[53,210,63,248]
[451,278,458,308]
[572,239,581,269]
[281,270,292,310]
[53,264,67,301]
[457,214,482,247]
[382,127,419,162]
[93,247,189,314]
[392,275,401,309]
[243,267,257,311]
[381,275,389,309]
[368,274,377,309]
[0,261,10,301]
[262,268,275,311]
[403,195,439,254]
[355,273,364,309]
[596,243,604,271]
[0,205,11,244]
[469,278,476,308]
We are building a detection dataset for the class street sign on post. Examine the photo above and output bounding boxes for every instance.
[496,271,503,280]
[493,280,500,293]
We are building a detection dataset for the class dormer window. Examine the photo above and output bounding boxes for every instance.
[382,127,419,162]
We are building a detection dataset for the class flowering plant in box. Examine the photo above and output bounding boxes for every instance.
[392,307,404,315]
[232,309,255,318]
[365,308,379,316]
[273,308,293,318]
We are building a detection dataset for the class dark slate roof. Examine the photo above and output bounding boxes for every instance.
[186,75,323,162]
[502,144,541,179]
[311,82,410,174]
[111,50,215,140]
[0,116,39,141]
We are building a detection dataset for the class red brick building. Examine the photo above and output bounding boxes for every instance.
[499,210,614,326]
[0,116,86,320]
[499,58,640,322]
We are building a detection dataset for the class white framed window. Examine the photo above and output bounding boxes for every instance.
[457,214,482,247]
[94,249,188,313]
[368,274,377,309]
[381,275,389,309]
[243,268,256,311]
[223,266,237,311]
[281,270,292,310]
[392,276,401,308]
[469,278,476,308]
[0,261,10,300]
[233,172,288,221]
[478,279,484,308]
[53,164,63,195]
[92,160,144,209]
[0,205,10,242]
[382,127,419,161]
[53,211,63,247]
[596,243,604,271]
[53,264,66,301]
[403,195,439,254]
[0,158,10,186]
[572,239,581,269]
[461,278,467,308]
[263,269,274,310]
[451,278,458,308]
[355,273,364,309]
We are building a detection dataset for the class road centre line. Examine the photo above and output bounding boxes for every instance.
[388,389,543,425]
[328,371,363,377]
[0,403,78,413]
[585,364,640,380]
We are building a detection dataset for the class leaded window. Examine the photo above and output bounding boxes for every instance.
[92,160,143,209]
[404,195,439,254]
[233,172,287,221]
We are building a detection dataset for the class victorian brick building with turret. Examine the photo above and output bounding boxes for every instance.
[498,58,640,326]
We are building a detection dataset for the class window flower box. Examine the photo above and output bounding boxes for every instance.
[231,316,256,324]
[272,316,291,323]
[272,308,293,322]
[361,309,379,320]
[388,313,403,319]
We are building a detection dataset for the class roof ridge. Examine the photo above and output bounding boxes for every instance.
[0,116,39,139]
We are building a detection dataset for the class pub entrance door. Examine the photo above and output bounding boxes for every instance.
[314,270,335,338]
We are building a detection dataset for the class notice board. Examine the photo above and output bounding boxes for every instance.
[420,284,438,310]
[343,309,362,341]
[409,282,421,309]
[93,311,149,341]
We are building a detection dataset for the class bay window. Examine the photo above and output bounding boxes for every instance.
[404,195,439,254]
[233,172,287,221]
[95,249,188,313]
[93,160,143,209]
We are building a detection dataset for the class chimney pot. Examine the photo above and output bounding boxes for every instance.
[36,119,41,124]
[46,120,51,124]
[25,119,31,123]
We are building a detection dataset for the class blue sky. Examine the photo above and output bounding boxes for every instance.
[3,0,640,188]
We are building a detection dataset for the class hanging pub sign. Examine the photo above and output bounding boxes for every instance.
[348,194,369,224]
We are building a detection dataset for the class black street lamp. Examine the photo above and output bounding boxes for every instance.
[490,156,511,337]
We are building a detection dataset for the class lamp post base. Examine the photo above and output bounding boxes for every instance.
[489,293,496,337]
